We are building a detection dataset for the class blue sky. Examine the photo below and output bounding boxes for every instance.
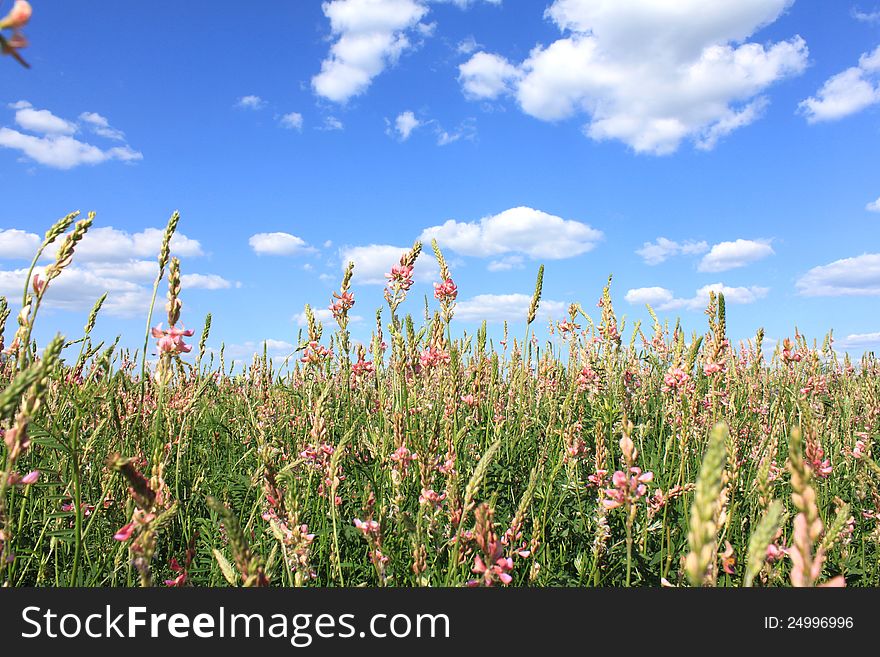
[1,0,879,362]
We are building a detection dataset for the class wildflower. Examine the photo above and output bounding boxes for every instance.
[31,273,45,295]
[7,470,39,486]
[418,488,446,508]
[352,355,374,378]
[419,346,450,368]
[663,366,690,392]
[0,1,31,29]
[353,518,380,538]
[151,323,194,355]
[720,541,736,575]
[602,467,653,510]
[301,341,332,364]
[703,361,723,376]
[433,278,458,302]
[329,290,355,321]
[114,522,136,542]
[461,394,476,407]
[385,263,414,291]
[164,558,187,587]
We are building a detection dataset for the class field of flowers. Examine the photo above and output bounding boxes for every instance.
[0,211,877,588]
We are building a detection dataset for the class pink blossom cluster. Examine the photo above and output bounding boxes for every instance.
[419,346,450,368]
[433,278,458,303]
[151,324,194,355]
[602,467,653,510]
[385,263,414,291]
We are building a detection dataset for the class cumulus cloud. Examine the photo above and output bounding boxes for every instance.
[867,196,880,212]
[458,0,807,154]
[78,112,126,140]
[458,52,521,99]
[0,224,228,317]
[420,206,602,260]
[454,293,567,323]
[221,340,296,361]
[799,45,880,123]
[236,95,267,110]
[487,255,525,271]
[339,243,439,285]
[311,0,430,103]
[0,226,203,262]
[796,253,880,296]
[636,237,709,265]
[279,112,304,130]
[697,239,774,272]
[294,307,363,326]
[835,331,880,350]
[625,282,769,311]
[0,101,142,169]
[390,110,421,140]
[249,232,315,256]
[181,273,238,290]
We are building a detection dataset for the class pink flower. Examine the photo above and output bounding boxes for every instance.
[663,366,690,392]
[164,558,188,587]
[385,263,414,291]
[20,470,39,485]
[113,522,136,541]
[703,361,723,376]
[461,394,476,407]
[720,541,736,575]
[433,278,458,303]
[151,324,194,355]
[603,467,653,510]
[31,273,45,295]
[0,1,32,30]
[329,291,355,320]
[418,488,446,508]
[419,346,450,368]
[353,518,380,538]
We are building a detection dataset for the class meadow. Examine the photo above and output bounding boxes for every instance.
[0,210,877,588]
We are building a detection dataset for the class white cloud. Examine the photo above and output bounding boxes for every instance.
[249,232,314,256]
[391,110,421,140]
[0,229,41,260]
[796,253,880,296]
[294,307,363,326]
[279,112,304,130]
[852,8,880,24]
[0,222,227,319]
[181,273,236,290]
[320,116,345,131]
[0,266,151,317]
[624,286,675,306]
[0,128,142,169]
[311,0,429,103]
[799,45,880,122]
[835,331,880,350]
[454,292,567,322]
[339,243,439,285]
[11,101,76,135]
[625,282,769,311]
[867,196,880,212]
[487,255,525,271]
[221,340,296,361]
[435,118,476,145]
[236,95,266,110]
[419,206,602,259]
[458,52,521,99]
[458,0,807,154]
[697,239,774,272]
[636,237,709,265]
[456,36,480,55]
[0,226,203,262]
[1,101,142,169]
[78,112,126,140]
